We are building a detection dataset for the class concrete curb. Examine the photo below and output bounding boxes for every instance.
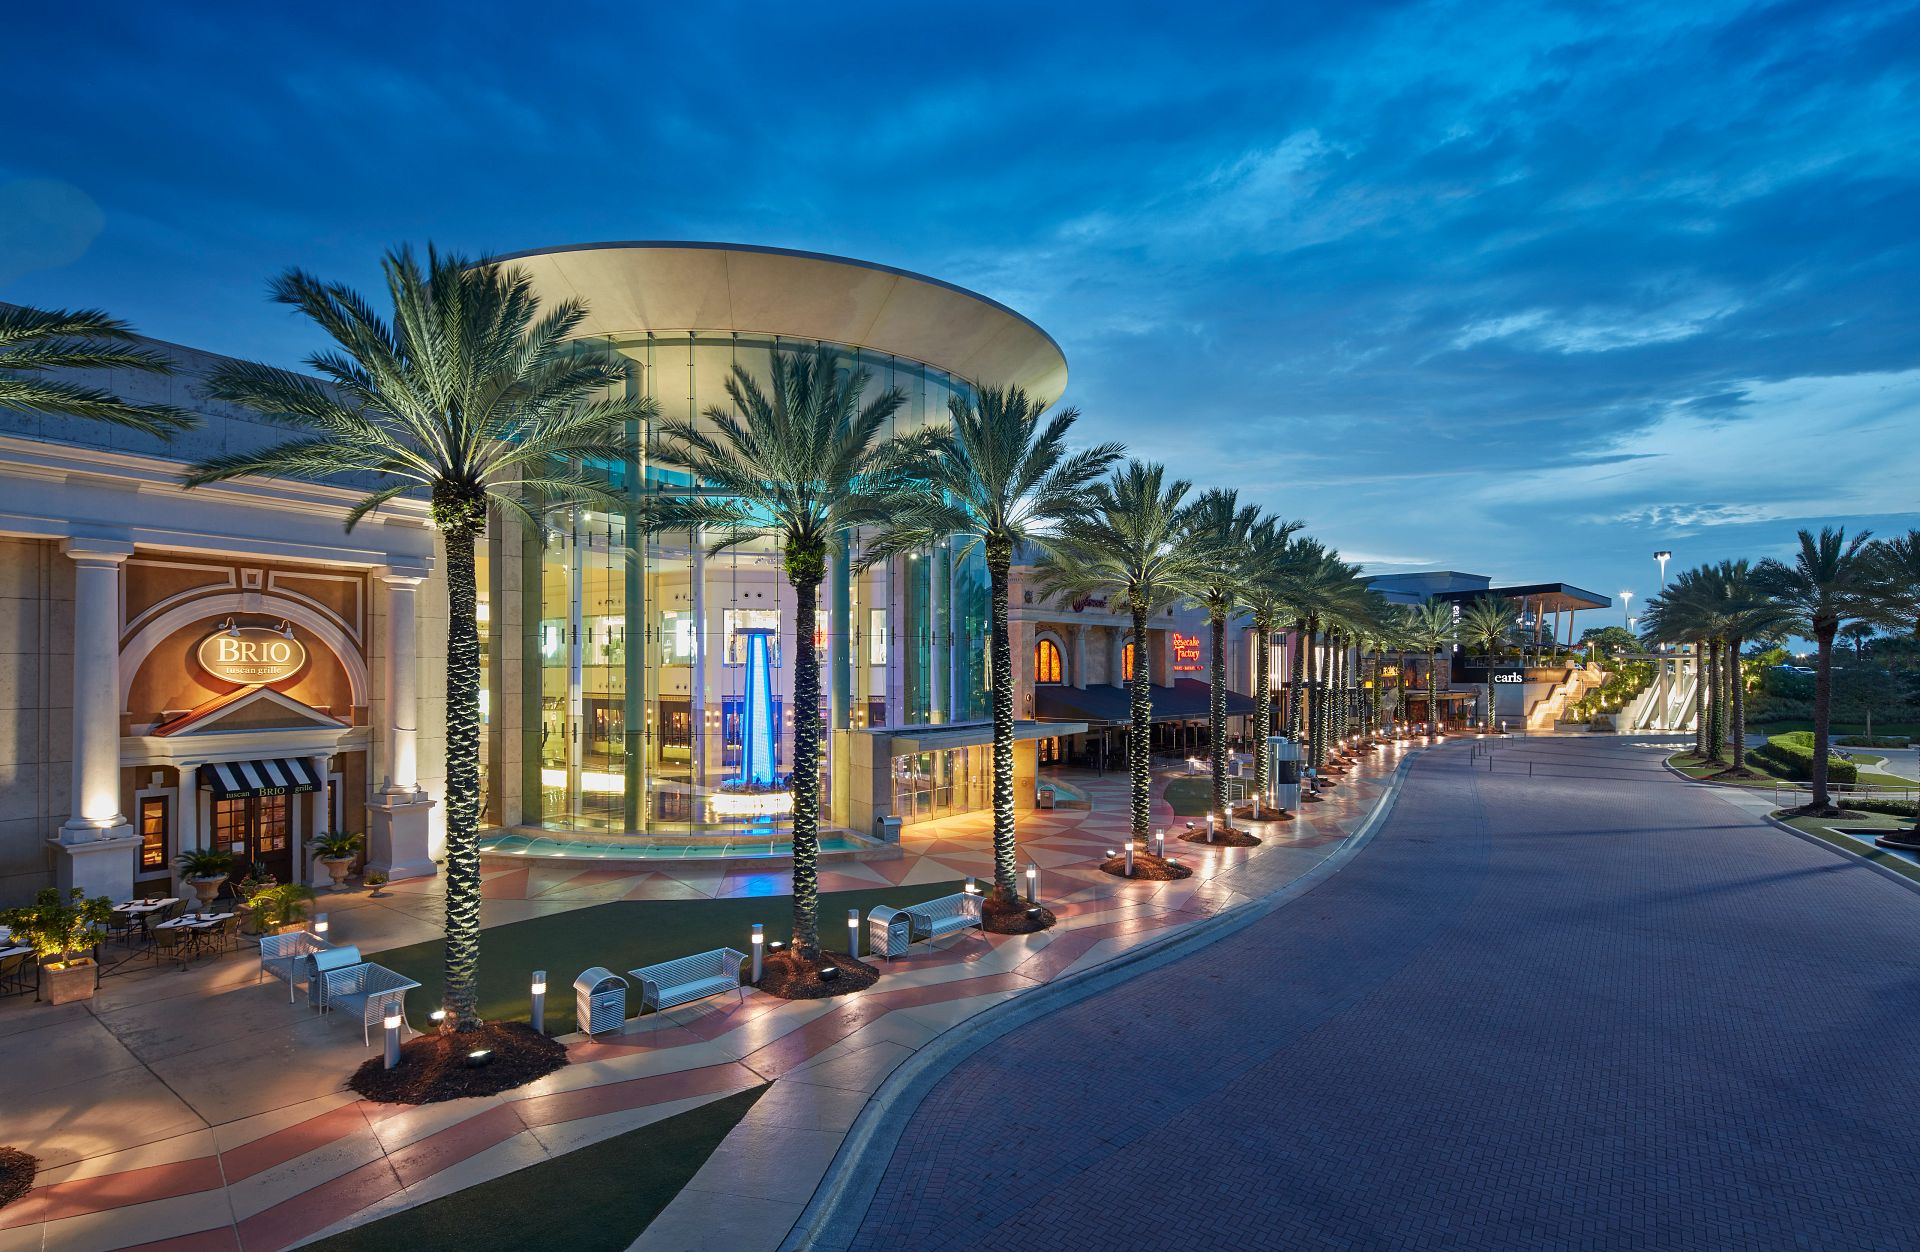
[778,743,1435,1252]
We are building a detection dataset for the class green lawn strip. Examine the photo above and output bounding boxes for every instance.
[304,1084,767,1252]
[1769,812,1920,887]
[1163,776,1215,816]
[1665,752,1913,792]
[379,880,961,1033]
[1751,720,1920,738]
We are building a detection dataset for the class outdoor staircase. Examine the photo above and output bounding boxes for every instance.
[1527,663,1608,731]
[1622,668,1697,732]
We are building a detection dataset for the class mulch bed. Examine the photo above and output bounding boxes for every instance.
[1179,824,1262,847]
[1098,850,1193,880]
[982,895,1057,933]
[348,1020,569,1105]
[756,948,879,1000]
[0,1147,37,1210]
[1231,803,1294,823]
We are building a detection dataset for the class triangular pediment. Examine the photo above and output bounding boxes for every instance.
[152,685,348,736]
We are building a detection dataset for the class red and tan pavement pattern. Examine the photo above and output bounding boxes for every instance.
[0,751,1396,1251]
[841,738,1920,1251]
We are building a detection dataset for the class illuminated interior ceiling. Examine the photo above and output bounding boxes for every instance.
[495,241,1068,404]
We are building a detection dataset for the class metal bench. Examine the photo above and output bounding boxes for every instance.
[319,961,422,1045]
[259,930,331,1002]
[900,892,983,948]
[629,948,749,1022]
[305,945,363,1011]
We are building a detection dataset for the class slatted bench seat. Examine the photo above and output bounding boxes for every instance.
[259,930,330,1002]
[630,948,749,1022]
[901,892,983,948]
[318,961,421,1045]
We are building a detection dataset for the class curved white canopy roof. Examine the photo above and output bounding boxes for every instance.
[493,241,1067,404]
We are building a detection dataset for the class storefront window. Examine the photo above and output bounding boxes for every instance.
[1035,639,1063,684]
[140,795,167,870]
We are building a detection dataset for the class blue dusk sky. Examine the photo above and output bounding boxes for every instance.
[2,0,1915,623]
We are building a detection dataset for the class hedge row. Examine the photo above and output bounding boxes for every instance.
[1754,732,1858,784]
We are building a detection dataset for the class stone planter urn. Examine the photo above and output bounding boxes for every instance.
[187,874,225,908]
[42,958,97,1005]
[318,857,355,892]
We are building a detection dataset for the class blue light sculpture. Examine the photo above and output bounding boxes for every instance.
[738,628,777,788]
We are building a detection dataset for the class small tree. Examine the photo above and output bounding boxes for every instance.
[1404,601,1456,735]
[1,887,112,967]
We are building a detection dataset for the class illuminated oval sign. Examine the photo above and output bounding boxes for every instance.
[197,626,308,685]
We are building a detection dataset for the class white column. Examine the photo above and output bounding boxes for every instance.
[177,763,200,851]
[369,563,437,883]
[54,538,138,899]
[311,754,332,836]
[379,568,425,798]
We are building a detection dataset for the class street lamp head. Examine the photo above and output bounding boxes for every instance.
[1653,551,1671,562]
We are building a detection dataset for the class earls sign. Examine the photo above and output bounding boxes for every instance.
[1491,671,1525,684]
[197,622,308,685]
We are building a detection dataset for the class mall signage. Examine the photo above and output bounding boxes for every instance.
[1492,670,1525,684]
[197,622,307,685]
[1172,632,1203,673]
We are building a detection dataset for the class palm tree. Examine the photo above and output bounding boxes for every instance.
[1184,489,1264,822]
[1459,596,1517,731]
[1242,520,1307,794]
[1036,462,1219,844]
[1869,531,1920,832]
[1840,621,1876,660]
[647,345,927,960]
[1642,569,1719,756]
[1712,561,1791,775]
[184,245,650,1030]
[861,386,1119,906]
[1404,601,1456,737]
[1755,528,1883,814]
[1,304,193,434]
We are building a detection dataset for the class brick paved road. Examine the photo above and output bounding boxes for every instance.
[846,738,1920,1250]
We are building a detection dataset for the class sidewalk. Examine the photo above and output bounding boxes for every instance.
[0,745,1413,1251]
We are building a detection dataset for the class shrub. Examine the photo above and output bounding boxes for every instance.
[1754,732,1858,784]
[1,887,113,964]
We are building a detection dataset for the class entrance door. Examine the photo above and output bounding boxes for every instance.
[212,793,294,886]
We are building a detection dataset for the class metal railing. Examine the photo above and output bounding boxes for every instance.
[1772,779,1919,809]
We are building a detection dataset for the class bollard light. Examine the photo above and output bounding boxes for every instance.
[312,913,329,938]
[383,1008,402,1069]
[1207,813,1216,844]
[428,1008,447,1029]
[1026,861,1038,903]
[1124,838,1135,877]
[965,876,978,895]
[847,908,860,958]
[751,923,765,983]
[530,970,547,1035]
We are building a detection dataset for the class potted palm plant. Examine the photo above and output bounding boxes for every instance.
[362,869,389,898]
[311,832,364,891]
[245,882,316,935]
[175,846,234,908]
[0,888,112,1005]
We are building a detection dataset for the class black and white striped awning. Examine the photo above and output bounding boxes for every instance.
[202,758,320,800]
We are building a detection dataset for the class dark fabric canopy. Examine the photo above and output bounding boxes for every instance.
[202,758,320,799]
[1032,680,1258,726]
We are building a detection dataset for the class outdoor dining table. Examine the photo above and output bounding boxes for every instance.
[154,912,233,965]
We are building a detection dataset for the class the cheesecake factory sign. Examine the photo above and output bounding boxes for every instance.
[197,624,308,685]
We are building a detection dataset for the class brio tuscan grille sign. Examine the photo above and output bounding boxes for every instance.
[197,624,307,685]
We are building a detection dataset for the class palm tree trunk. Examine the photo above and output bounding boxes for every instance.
[1288,619,1307,741]
[1707,639,1726,763]
[987,549,1018,903]
[1811,625,1836,812]
[1427,647,1441,738]
[1209,609,1228,821]
[1729,635,1748,771]
[441,518,484,1029]
[1252,618,1273,794]
[1129,605,1153,842]
[1306,620,1323,768]
[788,567,824,957]
[1693,646,1708,757]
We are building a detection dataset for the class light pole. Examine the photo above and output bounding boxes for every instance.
[1653,551,1671,729]
[1620,590,1633,629]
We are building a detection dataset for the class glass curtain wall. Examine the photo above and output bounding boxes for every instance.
[523,332,982,836]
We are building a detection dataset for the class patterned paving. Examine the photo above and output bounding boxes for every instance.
[0,752,1399,1251]
[845,737,1920,1251]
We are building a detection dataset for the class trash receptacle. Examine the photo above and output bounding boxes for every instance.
[1037,786,1056,810]
[573,967,627,1037]
[1265,735,1302,810]
[867,906,913,960]
[874,815,903,843]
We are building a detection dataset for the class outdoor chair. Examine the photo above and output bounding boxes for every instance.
[0,950,31,996]
[259,930,330,1002]
[152,925,188,971]
[317,961,421,1045]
